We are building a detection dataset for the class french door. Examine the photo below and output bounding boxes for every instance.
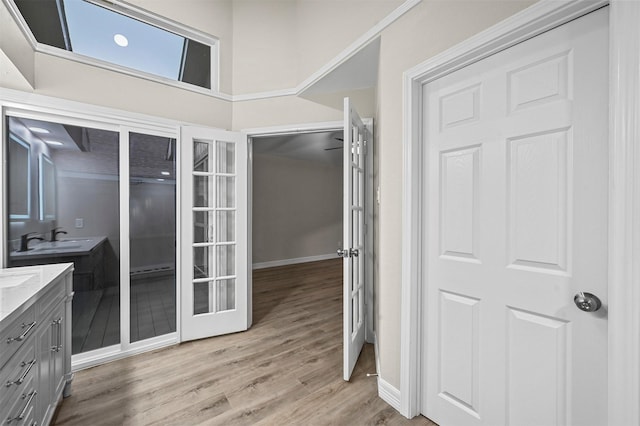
[342,98,367,381]
[180,126,249,341]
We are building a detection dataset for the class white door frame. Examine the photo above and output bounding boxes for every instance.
[244,120,375,343]
[400,0,640,424]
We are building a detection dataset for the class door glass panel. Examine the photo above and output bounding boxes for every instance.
[193,281,213,314]
[216,244,235,276]
[216,211,235,242]
[129,132,176,343]
[216,279,235,311]
[193,246,213,279]
[191,137,237,317]
[215,176,235,208]
[193,210,214,243]
[193,175,213,207]
[6,117,120,355]
[194,141,212,172]
[216,141,235,173]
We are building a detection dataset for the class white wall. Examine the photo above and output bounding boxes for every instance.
[374,0,535,388]
[252,152,342,265]
[0,0,540,395]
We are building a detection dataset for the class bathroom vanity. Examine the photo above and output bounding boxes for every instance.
[10,237,106,292]
[0,263,73,426]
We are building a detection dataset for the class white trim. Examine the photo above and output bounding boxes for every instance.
[374,327,402,412]
[608,1,640,424]
[400,0,636,422]
[232,88,298,102]
[243,121,343,136]
[296,0,421,96]
[234,0,421,102]
[72,334,177,371]
[2,0,419,102]
[378,376,402,412]
[252,253,338,270]
[0,87,183,131]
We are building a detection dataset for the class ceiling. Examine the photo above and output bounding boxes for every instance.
[252,131,344,168]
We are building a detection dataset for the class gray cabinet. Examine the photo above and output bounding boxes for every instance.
[0,265,73,426]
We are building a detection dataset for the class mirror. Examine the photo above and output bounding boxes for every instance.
[39,154,56,221]
[8,134,31,220]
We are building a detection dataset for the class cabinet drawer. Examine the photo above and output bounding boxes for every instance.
[0,343,36,405]
[36,278,65,320]
[0,307,36,369]
[1,374,37,425]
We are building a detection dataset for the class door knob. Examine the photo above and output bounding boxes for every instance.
[574,292,602,312]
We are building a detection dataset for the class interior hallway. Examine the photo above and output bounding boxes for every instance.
[54,259,435,425]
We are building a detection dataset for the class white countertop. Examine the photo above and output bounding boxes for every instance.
[0,263,73,322]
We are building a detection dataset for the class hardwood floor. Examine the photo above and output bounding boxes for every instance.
[55,259,435,426]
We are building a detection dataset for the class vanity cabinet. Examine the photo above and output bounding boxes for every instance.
[0,264,73,426]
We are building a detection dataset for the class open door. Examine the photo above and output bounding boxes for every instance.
[180,126,249,341]
[340,98,367,381]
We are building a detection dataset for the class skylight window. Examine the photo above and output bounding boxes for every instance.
[13,0,215,91]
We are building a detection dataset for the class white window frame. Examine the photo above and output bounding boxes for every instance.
[2,0,222,97]
[400,1,640,424]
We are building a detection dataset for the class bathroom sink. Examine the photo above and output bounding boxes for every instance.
[58,239,92,243]
[0,273,36,288]
[32,244,82,252]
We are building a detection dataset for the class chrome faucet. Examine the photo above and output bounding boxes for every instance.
[19,232,44,252]
[50,227,67,242]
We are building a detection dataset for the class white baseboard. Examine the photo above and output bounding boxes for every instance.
[373,334,403,413]
[252,253,337,270]
[378,375,402,412]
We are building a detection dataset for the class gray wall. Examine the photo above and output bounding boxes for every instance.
[252,153,342,265]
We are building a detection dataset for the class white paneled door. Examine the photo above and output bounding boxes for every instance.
[181,126,248,341]
[422,8,608,426]
[342,98,367,381]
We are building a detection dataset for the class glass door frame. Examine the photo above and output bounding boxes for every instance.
[1,102,181,370]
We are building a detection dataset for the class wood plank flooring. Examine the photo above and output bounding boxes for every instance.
[55,259,436,426]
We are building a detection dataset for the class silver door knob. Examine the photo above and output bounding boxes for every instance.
[337,248,348,258]
[574,292,602,312]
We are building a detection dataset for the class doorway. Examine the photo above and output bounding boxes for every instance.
[248,117,375,380]
[251,130,344,271]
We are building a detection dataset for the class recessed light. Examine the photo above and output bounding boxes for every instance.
[161,171,170,176]
[114,33,129,47]
[44,140,63,146]
[156,178,165,182]
[29,127,50,134]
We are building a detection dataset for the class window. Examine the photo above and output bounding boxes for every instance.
[13,0,216,91]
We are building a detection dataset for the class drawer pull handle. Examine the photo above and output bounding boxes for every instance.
[7,390,36,423]
[6,322,37,344]
[6,359,36,387]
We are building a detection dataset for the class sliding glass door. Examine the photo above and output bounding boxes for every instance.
[129,132,176,343]
[4,112,178,366]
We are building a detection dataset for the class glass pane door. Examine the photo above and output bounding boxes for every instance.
[192,139,237,315]
[129,132,176,343]
[180,125,247,342]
